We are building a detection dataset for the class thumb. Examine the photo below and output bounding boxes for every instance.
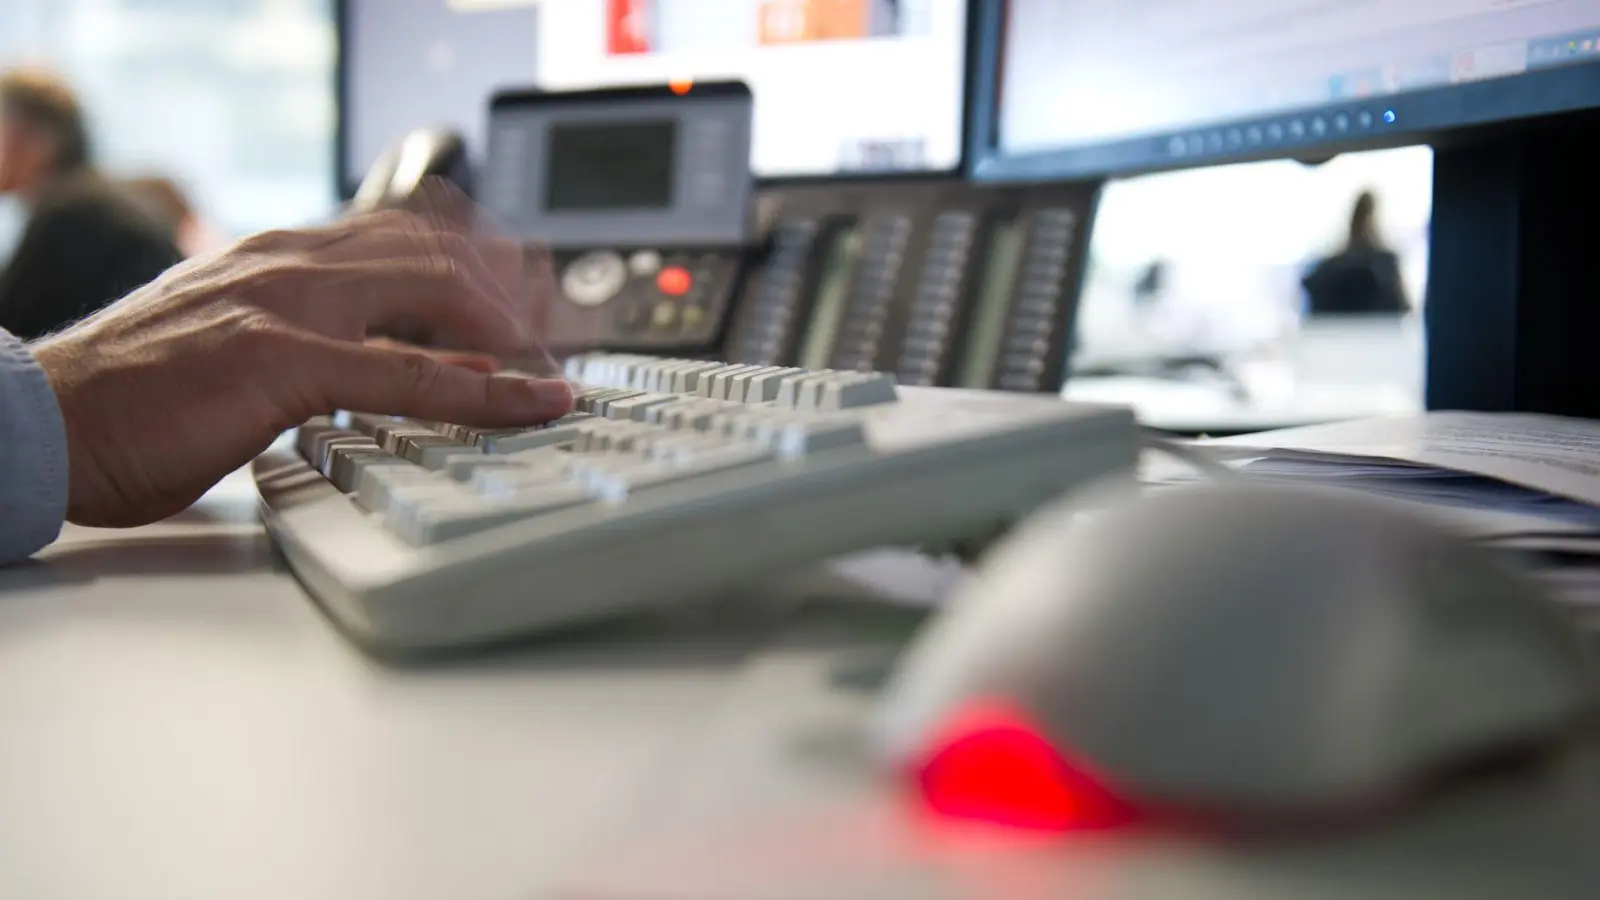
[301,338,573,426]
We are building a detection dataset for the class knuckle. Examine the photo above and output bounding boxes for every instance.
[227,308,290,353]
[237,228,298,254]
[437,231,473,259]
[421,248,463,284]
[397,352,444,391]
[360,208,418,232]
[417,254,457,285]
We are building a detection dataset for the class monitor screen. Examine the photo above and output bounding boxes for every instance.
[341,0,539,188]
[534,0,969,178]
[995,0,1600,175]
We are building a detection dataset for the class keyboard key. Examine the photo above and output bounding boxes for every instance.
[670,361,723,393]
[572,420,615,453]
[775,371,831,409]
[377,482,469,535]
[637,432,722,460]
[388,487,592,545]
[574,388,632,415]
[607,393,677,421]
[667,443,775,475]
[472,467,571,498]
[398,434,470,465]
[481,422,588,454]
[793,375,835,411]
[355,464,436,514]
[314,434,375,473]
[643,398,697,425]
[347,412,401,438]
[441,449,560,482]
[586,461,689,502]
[706,364,763,400]
[776,416,869,458]
[595,391,648,418]
[821,372,899,410]
[419,447,485,472]
[458,426,526,447]
[329,447,409,493]
[295,417,342,461]
[742,367,804,403]
[377,425,437,455]
[725,366,781,402]
[667,400,738,432]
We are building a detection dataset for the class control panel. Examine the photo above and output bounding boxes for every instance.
[725,178,1098,393]
[554,247,739,344]
[480,83,755,352]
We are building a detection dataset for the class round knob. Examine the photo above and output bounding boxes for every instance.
[562,251,628,307]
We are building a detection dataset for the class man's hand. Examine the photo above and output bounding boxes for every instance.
[30,209,574,528]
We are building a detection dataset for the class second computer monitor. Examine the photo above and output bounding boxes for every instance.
[977,0,1600,180]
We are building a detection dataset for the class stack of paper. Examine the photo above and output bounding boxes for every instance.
[1155,413,1600,621]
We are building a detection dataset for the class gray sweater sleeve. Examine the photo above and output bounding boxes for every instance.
[0,327,67,564]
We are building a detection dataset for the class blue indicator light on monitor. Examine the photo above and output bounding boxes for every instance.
[1382,109,1397,124]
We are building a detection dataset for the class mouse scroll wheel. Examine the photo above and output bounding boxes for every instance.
[912,699,1141,833]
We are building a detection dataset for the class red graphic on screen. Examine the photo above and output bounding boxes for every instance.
[607,0,653,55]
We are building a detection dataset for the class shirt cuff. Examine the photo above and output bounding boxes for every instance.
[0,328,67,563]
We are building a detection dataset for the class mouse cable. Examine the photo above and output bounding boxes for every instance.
[1140,429,1243,483]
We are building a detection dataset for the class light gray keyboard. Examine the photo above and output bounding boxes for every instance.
[251,353,1138,654]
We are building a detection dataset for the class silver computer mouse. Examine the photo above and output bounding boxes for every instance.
[876,484,1599,829]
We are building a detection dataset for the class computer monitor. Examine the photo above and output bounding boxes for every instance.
[338,0,540,195]
[971,1,1600,181]
[533,0,970,179]
[971,0,1600,418]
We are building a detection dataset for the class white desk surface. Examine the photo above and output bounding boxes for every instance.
[1067,315,1426,433]
[1063,375,1419,434]
[2,472,1599,900]
[0,471,775,900]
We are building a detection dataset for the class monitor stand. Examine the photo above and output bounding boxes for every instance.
[1426,108,1600,418]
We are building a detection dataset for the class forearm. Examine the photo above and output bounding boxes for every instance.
[0,328,67,564]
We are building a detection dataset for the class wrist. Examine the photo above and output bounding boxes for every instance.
[31,336,116,526]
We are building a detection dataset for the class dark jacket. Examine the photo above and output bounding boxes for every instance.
[1301,245,1409,316]
[0,172,181,340]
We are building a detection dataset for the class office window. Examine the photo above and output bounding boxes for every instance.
[0,0,336,259]
[1068,145,1433,419]
[1077,146,1432,354]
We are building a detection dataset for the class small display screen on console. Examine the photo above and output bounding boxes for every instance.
[545,121,677,211]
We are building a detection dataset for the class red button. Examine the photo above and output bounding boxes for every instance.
[656,266,692,297]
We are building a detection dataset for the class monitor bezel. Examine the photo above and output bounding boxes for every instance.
[334,0,980,197]
[333,0,356,200]
[965,0,1600,183]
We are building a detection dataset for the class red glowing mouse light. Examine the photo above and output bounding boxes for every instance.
[914,700,1140,832]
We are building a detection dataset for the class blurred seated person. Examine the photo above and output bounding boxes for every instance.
[1301,190,1409,316]
[120,175,226,259]
[1131,259,1167,308]
[0,68,180,340]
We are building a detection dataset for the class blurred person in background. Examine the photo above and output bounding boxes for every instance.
[120,174,228,259]
[1131,259,1167,309]
[1301,189,1409,316]
[0,67,180,339]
